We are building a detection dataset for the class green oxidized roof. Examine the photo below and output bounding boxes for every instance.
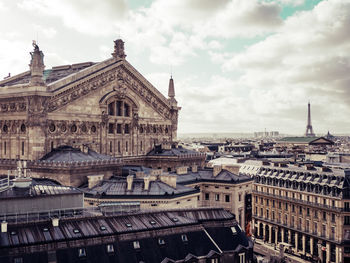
[278,137,318,143]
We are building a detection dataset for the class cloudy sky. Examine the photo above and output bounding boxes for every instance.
[0,0,349,135]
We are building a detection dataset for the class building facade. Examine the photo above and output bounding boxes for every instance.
[0,40,180,161]
[242,161,350,263]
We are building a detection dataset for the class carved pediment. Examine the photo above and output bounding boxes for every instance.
[47,62,175,120]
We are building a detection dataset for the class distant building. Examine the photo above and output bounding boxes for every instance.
[0,161,83,218]
[276,136,334,151]
[0,207,253,263]
[175,166,253,234]
[82,172,200,210]
[242,160,350,263]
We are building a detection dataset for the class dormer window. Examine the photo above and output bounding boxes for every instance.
[78,248,86,257]
[100,226,107,231]
[181,234,188,242]
[73,229,80,234]
[172,217,179,222]
[125,223,132,228]
[158,238,165,245]
[133,241,140,249]
[106,244,114,253]
[149,220,156,225]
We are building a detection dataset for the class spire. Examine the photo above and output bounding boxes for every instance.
[168,75,175,98]
[305,101,315,137]
[29,41,45,86]
[168,75,177,106]
[112,39,126,59]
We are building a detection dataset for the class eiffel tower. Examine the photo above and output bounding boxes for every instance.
[305,101,315,137]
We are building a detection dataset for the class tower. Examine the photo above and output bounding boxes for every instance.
[305,101,315,137]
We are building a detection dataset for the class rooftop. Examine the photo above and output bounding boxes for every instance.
[0,62,95,87]
[0,178,81,200]
[82,177,199,199]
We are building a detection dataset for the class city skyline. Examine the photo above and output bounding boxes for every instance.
[0,0,349,135]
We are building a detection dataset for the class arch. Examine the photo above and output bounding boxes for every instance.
[99,89,140,110]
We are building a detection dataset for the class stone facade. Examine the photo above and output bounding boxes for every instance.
[241,161,350,263]
[0,39,180,161]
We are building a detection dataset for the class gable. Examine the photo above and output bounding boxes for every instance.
[46,59,173,121]
[310,137,334,145]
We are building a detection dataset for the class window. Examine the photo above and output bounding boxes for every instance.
[73,229,80,234]
[231,226,237,234]
[71,124,77,133]
[126,141,128,152]
[150,220,156,225]
[4,141,6,155]
[78,248,86,257]
[272,200,275,208]
[323,212,326,220]
[278,202,281,209]
[107,244,114,253]
[285,203,288,211]
[266,199,269,206]
[125,124,130,134]
[21,141,24,155]
[314,222,318,234]
[108,102,115,115]
[272,211,275,220]
[239,252,245,263]
[211,258,219,263]
[133,241,140,249]
[205,193,209,200]
[125,223,132,228]
[238,194,241,201]
[225,195,230,202]
[117,101,122,116]
[108,123,114,134]
[100,225,107,231]
[110,141,113,152]
[124,103,130,116]
[307,208,310,216]
[140,141,143,151]
[345,216,350,225]
[332,213,335,222]
[255,196,258,203]
[158,238,165,245]
[181,234,188,242]
[292,204,295,212]
[215,194,220,201]
[117,124,122,134]
[118,141,121,153]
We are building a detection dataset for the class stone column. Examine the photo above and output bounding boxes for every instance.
[275,227,278,244]
[302,235,306,254]
[288,230,291,244]
[326,242,331,263]
[310,237,314,255]
[335,246,340,263]
[269,225,272,243]
[263,223,266,240]
[281,228,285,243]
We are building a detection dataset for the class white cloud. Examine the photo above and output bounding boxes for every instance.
[18,0,127,36]
[33,24,57,39]
[218,0,350,134]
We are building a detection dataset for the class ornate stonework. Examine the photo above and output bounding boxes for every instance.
[0,39,180,161]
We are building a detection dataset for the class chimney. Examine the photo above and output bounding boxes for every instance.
[213,165,222,177]
[1,221,7,233]
[176,166,188,175]
[87,175,104,189]
[127,175,134,191]
[159,174,177,188]
[191,165,198,173]
[144,176,151,191]
[52,218,59,227]
[135,171,145,178]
